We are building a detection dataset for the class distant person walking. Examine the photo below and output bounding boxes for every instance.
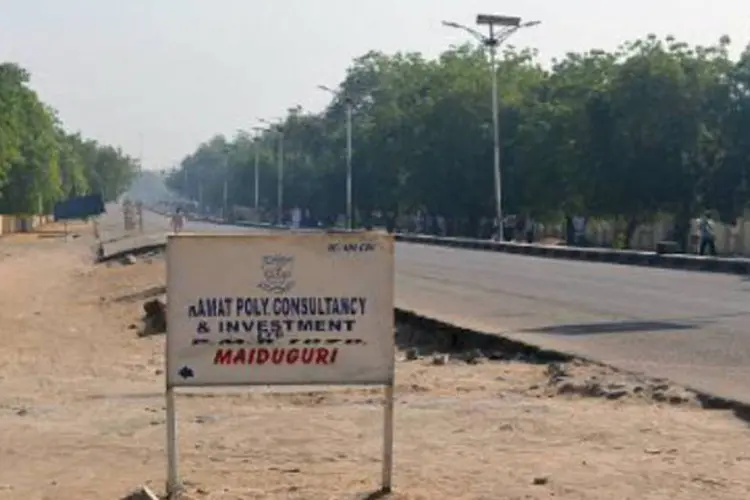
[524,215,535,244]
[698,212,716,256]
[171,208,185,234]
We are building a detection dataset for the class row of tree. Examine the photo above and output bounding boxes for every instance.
[0,63,139,215]
[166,34,750,245]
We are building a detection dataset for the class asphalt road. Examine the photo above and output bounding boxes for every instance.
[105,209,750,403]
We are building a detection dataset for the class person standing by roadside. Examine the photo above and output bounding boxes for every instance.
[572,215,586,246]
[171,207,185,234]
[698,212,716,256]
[524,214,535,243]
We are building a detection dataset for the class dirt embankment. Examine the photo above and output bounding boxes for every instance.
[1,224,750,499]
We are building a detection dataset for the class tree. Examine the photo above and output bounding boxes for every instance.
[0,62,139,214]
[169,34,750,244]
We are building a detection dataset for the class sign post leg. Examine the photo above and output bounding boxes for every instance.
[381,382,394,493]
[166,387,181,498]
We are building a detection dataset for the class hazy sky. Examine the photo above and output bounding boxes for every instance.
[1,0,748,170]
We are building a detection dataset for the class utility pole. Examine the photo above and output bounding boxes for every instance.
[318,85,354,230]
[345,96,353,230]
[138,132,144,174]
[442,15,540,242]
[254,143,260,210]
[222,154,229,220]
[252,125,266,211]
[277,126,284,226]
[258,118,285,225]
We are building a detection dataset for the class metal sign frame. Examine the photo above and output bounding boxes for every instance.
[163,233,395,499]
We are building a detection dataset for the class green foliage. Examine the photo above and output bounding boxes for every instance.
[0,62,138,214]
[168,35,750,245]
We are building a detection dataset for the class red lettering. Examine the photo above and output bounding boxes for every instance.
[301,348,314,364]
[214,349,232,365]
[256,348,270,364]
[212,347,340,366]
[286,348,300,364]
[271,348,285,364]
[314,347,330,365]
[232,348,246,364]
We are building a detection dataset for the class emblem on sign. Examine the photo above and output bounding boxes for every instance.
[258,254,295,294]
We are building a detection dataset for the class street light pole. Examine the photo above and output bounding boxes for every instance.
[223,165,229,219]
[138,132,144,174]
[254,142,260,210]
[258,118,285,225]
[318,84,354,230]
[277,127,284,226]
[345,97,353,230]
[251,126,266,211]
[442,15,540,242]
[489,34,501,241]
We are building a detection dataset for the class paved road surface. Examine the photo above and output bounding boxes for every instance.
[103,208,750,403]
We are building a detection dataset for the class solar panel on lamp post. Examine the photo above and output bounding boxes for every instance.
[442,15,540,242]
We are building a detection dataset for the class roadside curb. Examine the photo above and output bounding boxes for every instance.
[97,242,166,263]
[192,215,750,276]
[393,233,750,275]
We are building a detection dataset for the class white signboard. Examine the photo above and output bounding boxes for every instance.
[166,232,395,388]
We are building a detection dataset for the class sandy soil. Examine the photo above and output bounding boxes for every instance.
[1,222,750,500]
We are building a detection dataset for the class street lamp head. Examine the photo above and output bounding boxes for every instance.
[318,84,335,94]
[476,14,521,27]
[522,20,541,28]
[258,117,283,126]
[441,20,462,29]
[441,19,488,43]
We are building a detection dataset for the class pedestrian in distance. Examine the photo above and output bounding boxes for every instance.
[171,207,185,234]
[698,211,716,256]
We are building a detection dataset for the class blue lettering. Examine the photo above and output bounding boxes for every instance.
[188,297,233,317]
[328,242,376,253]
[234,297,269,316]
[269,296,367,316]
[218,319,284,338]
[216,318,356,335]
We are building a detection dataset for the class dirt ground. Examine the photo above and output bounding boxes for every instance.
[2,222,750,500]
